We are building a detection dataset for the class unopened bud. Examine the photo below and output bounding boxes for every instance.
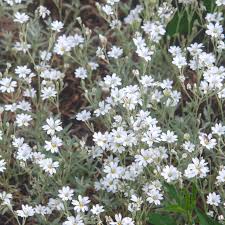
[85,27,92,36]
[183,133,190,140]
[99,34,107,47]
[186,83,192,90]
[132,69,139,77]
[76,17,82,24]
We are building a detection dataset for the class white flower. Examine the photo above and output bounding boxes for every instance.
[5,103,17,112]
[3,0,14,5]
[187,43,203,56]
[146,188,163,205]
[108,46,123,59]
[12,137,25,148]
[216,167,225,184]
[160,130,178,143]
[218,215,224,221]
[15,65,31,78]
[51,20,64,32]
[133,35,154,62]
[0,77,17,93]
[23,88,36,98]
[198,52,216,68]
[135,149,153,166]
[107,0,120,5]
[14,41,31,53]
[39,158,59,175]
[94,100,111,117]
[32,152,45,164]
[16,144,32,161]
[110,214,135,225]
[128,195,143,212]
[103,161,124,179]
[74,67,88,79]
[142,21,165,43]
[17,204,35,218]
[184,158,209,179]
[14,12,29,24]
[40,68,64,80]
[216,0,225,6]
[111,127,128,145]
[63,215,84,225]
[169,46,182,56]
[0,191,12,206]
[182,141,195,153]
[0,130,2,140]
[17,100,31,112]
[38,6,50,19]
[76,110,91,121]
[34,205,51,216]
[72,195,90,213]
[137,46,153,61]
[207,210,214,217]
[207,192,221,206]
[42,117,63,135]
[40,50,52,61]
[100,73,121,90]
[199,133,217,150]
[102,4,113,15]
[44,136,63,153]
[91,204,104,215]
[41,86,57,100]
[0,158,6,172]
[218,88,225,99]
[93,132,109,149]
[172,55,187,69]
[58,186,74,201]
[140,75,155,88]
[124,5,143,24]
[212,123,225,136]
[161,165,181,183]
[16,113,32,127]
[13,0,25,6]
[110,19,121,29]
[88,62,99,70]
[206,23,223,39]
[48,198,64,211]
[54,34,84,55]
[205,13,223,24]
[141,125,161,146]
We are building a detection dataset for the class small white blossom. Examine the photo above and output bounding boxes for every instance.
[185,158,209,179]
[207,192,221,206]
[74,67,88,79]
[76,110,91,121]
[51,20,64,32]
[108,46,123,59]
[58,186,74,201]
[0,78,17,93]
[161,165,181,183]
[91,204,104,215]
[16,114,32,127]
[42,117,63,135]
[14,12,29,24]
[0,191,12,206]
[17,205,35,218]
[72,195,90,213]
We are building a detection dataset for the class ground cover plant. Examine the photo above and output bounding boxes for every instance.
[0,0,225,224]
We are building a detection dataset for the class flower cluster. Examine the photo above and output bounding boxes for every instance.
[0,0,225,225]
